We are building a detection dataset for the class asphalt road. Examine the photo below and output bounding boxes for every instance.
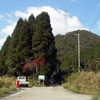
[0,86,92,100]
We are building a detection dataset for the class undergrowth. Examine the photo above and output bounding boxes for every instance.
[62,71,100,99]
[0,75,16,96]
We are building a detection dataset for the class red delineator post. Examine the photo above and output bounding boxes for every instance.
[17,80,20,90]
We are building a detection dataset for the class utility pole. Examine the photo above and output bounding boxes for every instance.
[74,33,80,73]
[78,33,80,73]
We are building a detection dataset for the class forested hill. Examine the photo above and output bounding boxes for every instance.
[55,30,100,75]
[1,11,100,80]
[55,30,100,59]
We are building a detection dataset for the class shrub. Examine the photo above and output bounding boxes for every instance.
[62,81,80,93]
[9,85,16,91]
[28,74,37,86]
[0,87,9,96]
[0,85,16,96]
[0,80,5,88]
[92,90,100,100]
[62,71,100,95]
[0,76,16,96]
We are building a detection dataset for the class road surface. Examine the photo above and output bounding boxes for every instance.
[0,86,92,100]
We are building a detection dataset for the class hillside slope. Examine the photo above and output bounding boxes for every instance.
[55,30,100,59]
[55,30,100,75]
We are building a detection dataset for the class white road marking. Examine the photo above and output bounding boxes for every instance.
[1,91,23,99]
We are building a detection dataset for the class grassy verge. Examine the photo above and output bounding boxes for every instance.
[62,82,80,93]
[0,85,16,96]
[62,71,100,99]
[0,75,16,96]
[92,90,100,100]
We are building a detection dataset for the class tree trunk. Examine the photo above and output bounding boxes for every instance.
[36,67,38,76]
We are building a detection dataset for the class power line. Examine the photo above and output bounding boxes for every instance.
[81,0,88,22]
[83,0,94,25]
[89,10,100,29]
[80,0,100,30]
[85,0,99,26]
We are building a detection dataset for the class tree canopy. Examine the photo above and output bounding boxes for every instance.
[1,12,100,81]
[32,12,57,78]
[0,12,57,79]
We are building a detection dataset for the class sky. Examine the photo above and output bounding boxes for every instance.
[0,0,100,50]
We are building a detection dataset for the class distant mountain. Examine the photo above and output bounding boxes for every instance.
[55,30,100,59]
[55,30,100,75]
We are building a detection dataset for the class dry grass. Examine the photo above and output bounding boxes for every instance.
[0,75,16,96]
[62,71,100,95]
[74,72,99,94]
[0,75,16,88]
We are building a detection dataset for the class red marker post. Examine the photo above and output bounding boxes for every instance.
[17,80,20,90]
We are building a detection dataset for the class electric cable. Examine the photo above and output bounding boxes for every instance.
[85,0,99,26]
[81,0,88,23]
[83,0,94,25]
[89,10,100,29]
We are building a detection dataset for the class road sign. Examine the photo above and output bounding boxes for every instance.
[38,75,45,80]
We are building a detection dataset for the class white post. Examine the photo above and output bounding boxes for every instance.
[74,33,81,73]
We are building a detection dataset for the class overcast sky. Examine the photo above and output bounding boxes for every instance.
[0,0,100,49]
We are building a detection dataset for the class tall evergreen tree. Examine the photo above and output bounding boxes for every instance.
[11,18,23,48]
[8,18,23,76]
[28,14,35,41]
[32,12,57,78]
[28,14,35,61]
[0,50,1,76]
[0,36,11,75]
[16,19,32,75]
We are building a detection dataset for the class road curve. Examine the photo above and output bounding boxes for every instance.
[0,86,92,100]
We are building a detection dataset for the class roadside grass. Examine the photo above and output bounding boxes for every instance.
[62,82,80,93]
[0,75,16,96]
[62,71,100,99]
[92,90,100,100]
[0,85,16,96]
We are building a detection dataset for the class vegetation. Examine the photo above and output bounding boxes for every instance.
[32,12,57,79]
[1,12,100,79]
[55,30,100,78]
[62,72,100,96]
[1,11,100,99]
[0,12,56,81]
[0,76,16,96]
[92,90,100,100]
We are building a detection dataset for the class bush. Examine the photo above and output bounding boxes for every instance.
[0,85,16,96]
[9,85,16,91]
[0,87,9,96]
[62,82,80,93]
[28,74,37,86]
[0,80,5,88]
[62,71,100,95]
[0,76,16,96]
[92,90,100,100]
[67,73,79,80]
